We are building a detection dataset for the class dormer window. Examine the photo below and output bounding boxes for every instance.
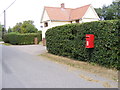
[75,20,79,23]
[44,22,48,27]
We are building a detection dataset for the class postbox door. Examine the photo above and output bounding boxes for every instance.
[86,34,94,48]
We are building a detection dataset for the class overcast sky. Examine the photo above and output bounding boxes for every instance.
[0,0,114,30]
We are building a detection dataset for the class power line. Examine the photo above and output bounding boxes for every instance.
[2,0,17,30]
[5,0,16,11]
[0,0,16,17]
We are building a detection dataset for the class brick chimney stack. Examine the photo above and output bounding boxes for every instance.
[61,3,65,8]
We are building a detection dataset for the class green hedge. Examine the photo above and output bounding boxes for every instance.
[46,20,120,70]
[3,32,42,45]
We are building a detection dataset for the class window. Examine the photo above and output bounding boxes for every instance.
[44,22,48,27]
[75,20,79,23]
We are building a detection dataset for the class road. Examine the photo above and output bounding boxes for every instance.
[1,44,117,88]
[0,45,2,89]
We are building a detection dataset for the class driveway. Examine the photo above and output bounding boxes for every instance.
[10,44,47,55]
[1,44,118,88]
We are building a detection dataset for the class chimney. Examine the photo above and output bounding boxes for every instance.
[61,3,65,8]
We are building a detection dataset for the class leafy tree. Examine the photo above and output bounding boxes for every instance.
[12,20,38,33]
[95,0,120,20]
[95,8,103,20]
[13,22,22,33]
[112,1,120,19]
[0,24,2,38]
[8,27,13,33]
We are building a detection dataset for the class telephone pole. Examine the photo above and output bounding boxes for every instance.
[3,0,16,31]
[4,10,6,30]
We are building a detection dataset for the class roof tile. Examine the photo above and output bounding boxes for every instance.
[45,4,91,21]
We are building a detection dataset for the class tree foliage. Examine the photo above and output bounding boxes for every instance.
[8,27,13,33]
[0,24,2,32]
[95,0,120,20]
[12,20,38,33]
[0,24,2,38]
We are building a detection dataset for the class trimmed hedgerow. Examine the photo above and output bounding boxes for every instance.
[46,20,120,70]
[3,32,42,45]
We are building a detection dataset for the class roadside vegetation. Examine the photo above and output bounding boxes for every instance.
[95,0,120,20]
[46,20,119,70]
[2,20,42,45]
[0,39,2,41]
[0,24,2,41]
[2,43,12,46]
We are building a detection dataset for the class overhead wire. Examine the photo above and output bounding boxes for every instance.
[0,0,16,17]
[5,0,16,11]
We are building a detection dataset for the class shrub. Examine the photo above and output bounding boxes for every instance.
[3,32,42,45]
[46,20,120,70]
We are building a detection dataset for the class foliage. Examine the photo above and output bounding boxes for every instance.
[95,0,120,20]
[12,20,38,33]
[3,32,42,45]
[8,27,13,33]
[0,24,2,38]
[46,20,120,70]
[37,30,42,34]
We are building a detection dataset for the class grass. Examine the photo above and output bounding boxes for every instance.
[39,41,43,45]
[40,53,118,81]
[2,43,12,46]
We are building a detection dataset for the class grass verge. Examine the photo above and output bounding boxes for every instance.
[2,43,12,46]
[40,53,118,81]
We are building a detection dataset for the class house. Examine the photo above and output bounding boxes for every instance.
[40,3,100,44]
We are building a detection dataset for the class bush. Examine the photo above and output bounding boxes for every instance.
[3,32,42,45]
[46,20,120,70]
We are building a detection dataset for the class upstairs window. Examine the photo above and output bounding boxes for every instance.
[44,22,48,27]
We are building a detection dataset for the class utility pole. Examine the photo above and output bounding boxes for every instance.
[3,0,16,31]
[4,10,6,31]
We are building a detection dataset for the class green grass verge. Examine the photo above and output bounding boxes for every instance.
[2,43,12,46]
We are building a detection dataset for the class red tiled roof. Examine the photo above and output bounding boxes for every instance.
[45,4,91,21]
[70,4,90,20]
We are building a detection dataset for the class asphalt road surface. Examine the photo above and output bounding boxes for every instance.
[0,44,2,89]
[1,44,117,88]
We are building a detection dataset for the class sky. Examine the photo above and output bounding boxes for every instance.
[0,0,114,30]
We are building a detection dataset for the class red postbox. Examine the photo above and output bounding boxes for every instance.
[86,34,94,48]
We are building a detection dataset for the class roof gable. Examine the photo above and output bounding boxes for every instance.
[42,4,92,21]
[83,6,100,19]
[41,8,50,22]
[70,4,90,20]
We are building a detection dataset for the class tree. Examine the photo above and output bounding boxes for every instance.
[0,24,6,39]
[112,1,120,19]
[0,24,2,38]
[95,0,120,20]
[12,22,22,33]
[8,27,13,33]
[95,8,103,20]
[12,20,38,33]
